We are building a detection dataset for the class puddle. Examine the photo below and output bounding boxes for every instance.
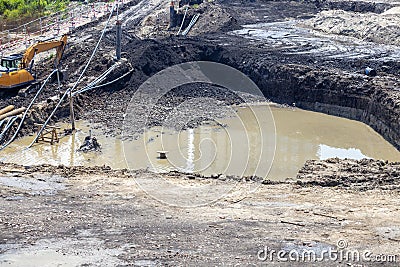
[134,259,161,267]
[282,240,335,258]
[0,238,123,267]
[1,104,399,180]
[125,104,400,180]
[0,175,65,195]
[0,121,127,168]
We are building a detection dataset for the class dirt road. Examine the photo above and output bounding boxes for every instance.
[0,162,400,266]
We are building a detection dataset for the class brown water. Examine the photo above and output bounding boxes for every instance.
[1,104,399,180]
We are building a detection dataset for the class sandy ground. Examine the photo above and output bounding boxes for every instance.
[0,163,399,266]
[302,7,400,46]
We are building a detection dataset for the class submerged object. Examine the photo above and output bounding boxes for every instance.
[79,131,101,152]
[365,67,377,77]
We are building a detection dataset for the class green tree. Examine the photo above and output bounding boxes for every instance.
[0,0,69,20]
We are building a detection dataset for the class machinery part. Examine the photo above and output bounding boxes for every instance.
[20,35,67,70]
[17,82,42,97]
[0,116,19,142]
[0,35,67,90]
[49,69,68,84]
[181,14,200,36]
[116,20,122,60]
[0,68,35,90]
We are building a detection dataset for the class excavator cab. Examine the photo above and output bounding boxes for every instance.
[0,53,34,90]
[0,54,23,72]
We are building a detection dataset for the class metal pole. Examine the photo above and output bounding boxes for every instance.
[169,1,176,28]
[57,16,60,35]
[116,20,122,60]
[58,68,75,131]
[70,131,75,165]
[56,68,60,88]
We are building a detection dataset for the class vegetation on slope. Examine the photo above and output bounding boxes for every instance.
[0,0,69,20]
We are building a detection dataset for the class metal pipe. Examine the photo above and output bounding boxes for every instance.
[177,5,189,35]
[0,105,14,116]
[116,20,122,60]
[0,116,19,141]
[69,89,75,131]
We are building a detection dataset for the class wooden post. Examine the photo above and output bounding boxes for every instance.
[69,89,76,131]
[51,128,59,144]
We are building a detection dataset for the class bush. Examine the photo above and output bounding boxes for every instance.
[0,0,69,20]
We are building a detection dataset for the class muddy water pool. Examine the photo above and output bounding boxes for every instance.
[1,104,399,180]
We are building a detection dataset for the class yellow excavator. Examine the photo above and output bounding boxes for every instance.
[0,35,67,91]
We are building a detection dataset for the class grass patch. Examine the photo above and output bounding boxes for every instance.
[0,0,69,21]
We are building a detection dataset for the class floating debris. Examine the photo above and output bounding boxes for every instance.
[78,130,101,152]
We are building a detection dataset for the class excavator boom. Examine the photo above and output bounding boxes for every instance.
[0,35,67,90]
[20,35,68,69]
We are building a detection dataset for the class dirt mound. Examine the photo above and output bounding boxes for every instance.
[218,0,319,24]
[186,2,240,36]
[137,1,239,38]
[317,0,392,13]
[302,9,400,46]
[297,158,400,190]
[383,6,400,15]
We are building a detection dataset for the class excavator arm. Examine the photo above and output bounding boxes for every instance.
[20,35,67,69]
[0,35,67,90]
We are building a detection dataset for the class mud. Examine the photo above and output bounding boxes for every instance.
[303,8,400,46]
[1,0,400,265]
[297,158,400,190]
[1,162,400,266]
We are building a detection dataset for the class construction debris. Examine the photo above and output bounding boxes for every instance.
[0,107,26,121]
[79,131,101,152]
[0,105,14,116]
